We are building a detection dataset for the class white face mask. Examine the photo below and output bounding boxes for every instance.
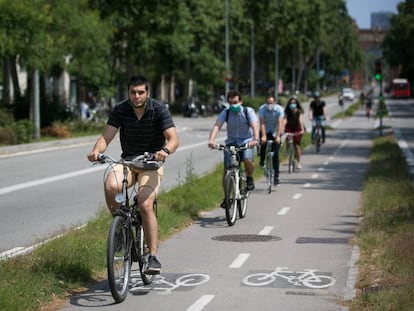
[266,104,275,111]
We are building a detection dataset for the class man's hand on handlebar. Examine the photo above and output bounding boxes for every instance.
[87,151,101,162]
[248,139,258,148]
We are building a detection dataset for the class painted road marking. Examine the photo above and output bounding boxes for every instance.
[278,207,290,215]
[311,174,319,179]
[187,295,215,311]
[304,183,311,188]
[229,253,250,268]
[258,226,273,235]
[292,193,302,200]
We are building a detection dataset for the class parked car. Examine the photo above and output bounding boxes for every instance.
[341,88,355,101]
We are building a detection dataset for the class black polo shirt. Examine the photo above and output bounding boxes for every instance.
[309,100,326,117]
[107,98,175,158]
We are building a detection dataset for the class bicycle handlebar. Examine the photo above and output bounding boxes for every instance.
[211,143,250,152]
[96,152,161,170]
[283,132,302,137]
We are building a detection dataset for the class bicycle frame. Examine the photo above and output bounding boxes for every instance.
[285,133,296,174]
[212,144,249,226]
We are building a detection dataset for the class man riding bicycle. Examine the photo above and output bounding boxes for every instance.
[258,95,284,185]
[208,90,259,205]
[87,75,179,275]
[308,91,327,144]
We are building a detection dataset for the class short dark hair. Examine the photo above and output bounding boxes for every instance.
[128,75,150,91]
[227,90,242,101]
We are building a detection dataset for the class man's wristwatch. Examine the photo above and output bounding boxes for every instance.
[162,147,170,155]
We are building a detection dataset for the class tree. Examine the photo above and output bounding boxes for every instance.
[0,0,113,122]
[383,0,414,80]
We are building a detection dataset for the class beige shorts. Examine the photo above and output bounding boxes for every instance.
[110,164,164,192]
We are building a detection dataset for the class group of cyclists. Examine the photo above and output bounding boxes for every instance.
[87,74,327,276]
[208,90,327,189]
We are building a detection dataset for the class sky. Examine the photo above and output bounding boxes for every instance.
[346,0,402,29]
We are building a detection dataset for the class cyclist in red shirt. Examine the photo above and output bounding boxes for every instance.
[284,97,305,169]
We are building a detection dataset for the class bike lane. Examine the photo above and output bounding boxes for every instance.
[58,107,375,311]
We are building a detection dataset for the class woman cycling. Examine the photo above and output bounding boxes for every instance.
[283,97,305,169]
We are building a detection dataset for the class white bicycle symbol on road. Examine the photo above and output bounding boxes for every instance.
[243,267,336,289]
[130,273,210,295]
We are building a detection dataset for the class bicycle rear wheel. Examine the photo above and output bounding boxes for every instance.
[107,215,131,303]
[224,172,237,226]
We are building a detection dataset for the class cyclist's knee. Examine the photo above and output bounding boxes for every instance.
[139,200,156,214]
[104,179,121,194]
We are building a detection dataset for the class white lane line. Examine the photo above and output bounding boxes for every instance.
[187,295,215,311]
[1,224,86,260]
[318,167,325,171]
[229,253,250,268]
[324,161,329,165]
[278,207,290,215]
[292,193,302,200]
[0,166,105,196]
[311,174,319,179]
[304,183,311,188]
[0,139,225,196]
[258,226,273,235]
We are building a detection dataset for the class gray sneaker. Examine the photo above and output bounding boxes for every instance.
[145,255,161,275]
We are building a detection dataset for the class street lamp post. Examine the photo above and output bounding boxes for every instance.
[225,0,230,97]
[274,40,279,104]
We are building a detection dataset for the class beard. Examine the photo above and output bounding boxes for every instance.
[130,100,147,108]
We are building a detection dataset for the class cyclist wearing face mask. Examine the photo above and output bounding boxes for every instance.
[208,90,259,198]
[284,97,305,169]
[257,95,285,185]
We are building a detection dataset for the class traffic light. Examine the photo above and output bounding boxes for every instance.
[375,59,382,81]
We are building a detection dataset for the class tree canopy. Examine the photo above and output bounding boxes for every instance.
[383,0,414,80]
[1,0,365,118]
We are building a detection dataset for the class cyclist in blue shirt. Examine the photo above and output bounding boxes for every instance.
[258,95,285,185]
[208,90,259,196]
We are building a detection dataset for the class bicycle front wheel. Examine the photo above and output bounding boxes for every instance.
[136,224,155,285]
[224,172,238,226]
[288,144,294,174]
[315,134,321,153]
[265,154,273,193]
[107,215,132,303]
[238,173,248,218]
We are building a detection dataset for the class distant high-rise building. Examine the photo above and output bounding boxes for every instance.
[371,12,393,30]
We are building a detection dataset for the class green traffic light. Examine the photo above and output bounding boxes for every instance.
[375,73,382,81]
